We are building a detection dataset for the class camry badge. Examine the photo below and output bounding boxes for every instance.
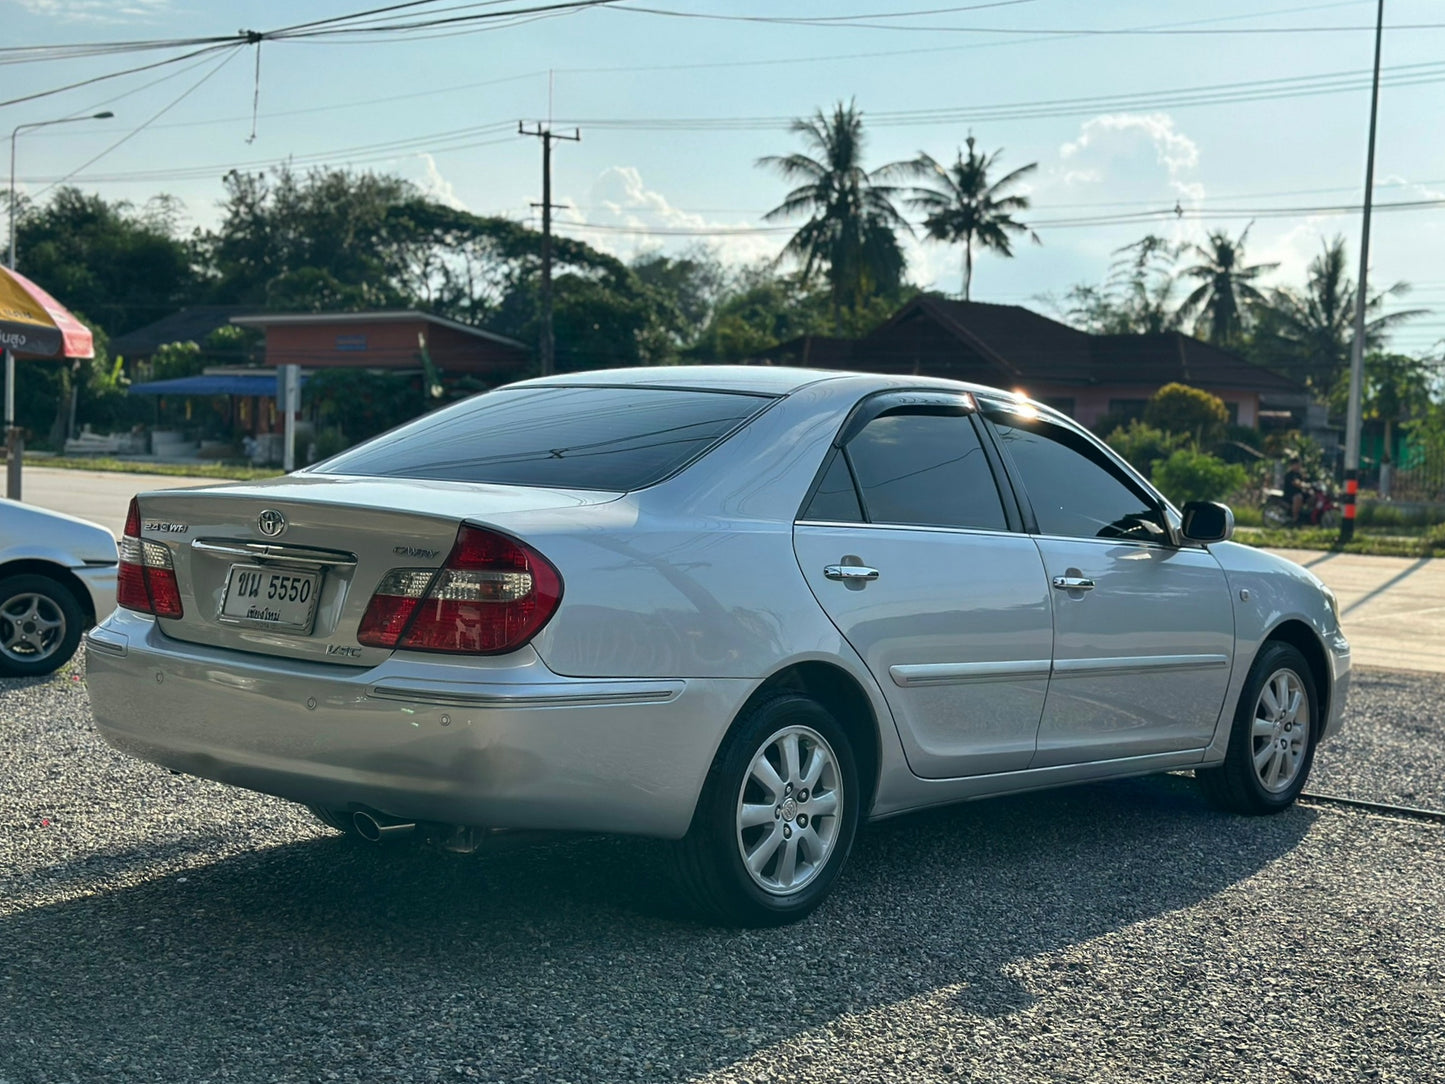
[257,509,287,537]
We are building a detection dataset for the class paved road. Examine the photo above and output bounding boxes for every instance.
[14,467,1445,672]
[19,465,225,538]
[1,661,1441,1084]
[1269,546,1445,675]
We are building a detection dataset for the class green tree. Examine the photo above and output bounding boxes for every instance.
[630,248,725,330]
[207,166,411,309]
[1177,225,1277,346]
[1353,352,1434,479]
[1250,237,1425,391]
[904,135,1039,301]
[1064,235,1184,334]
[1144,382,1230,445]
[758,100,911,330]
[14,187,200,336]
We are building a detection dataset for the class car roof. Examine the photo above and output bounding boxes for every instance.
[509,364,1034,404]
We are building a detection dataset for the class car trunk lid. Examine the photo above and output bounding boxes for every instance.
[130,475,619,666]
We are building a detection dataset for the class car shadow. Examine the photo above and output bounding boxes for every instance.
[0,773,1313,1083]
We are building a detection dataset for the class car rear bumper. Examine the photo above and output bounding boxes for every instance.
[85,610,746,839]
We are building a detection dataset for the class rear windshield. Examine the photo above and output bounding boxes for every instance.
[312,385,774,491]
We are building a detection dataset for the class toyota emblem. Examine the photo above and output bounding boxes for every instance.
[257,509,287,537]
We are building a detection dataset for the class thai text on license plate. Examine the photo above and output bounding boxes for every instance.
[220,565,321,632]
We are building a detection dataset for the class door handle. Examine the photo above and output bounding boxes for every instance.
[1052,575,1095,591]
[824,564,880,582]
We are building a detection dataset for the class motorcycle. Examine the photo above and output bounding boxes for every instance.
[1262,481,1341,529]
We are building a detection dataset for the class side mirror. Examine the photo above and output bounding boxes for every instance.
[1181,501,1234,544]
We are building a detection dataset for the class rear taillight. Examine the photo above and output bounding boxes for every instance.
[117,497,183,619]
[357,524,562,655]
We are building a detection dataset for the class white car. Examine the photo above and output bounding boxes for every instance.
[1,498,118,677]
[85,367,1350,924]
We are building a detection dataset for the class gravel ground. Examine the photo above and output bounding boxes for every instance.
[1,656,1442,1084]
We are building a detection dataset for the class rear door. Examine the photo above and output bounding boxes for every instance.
[793,393,1054,779]
[982,406,1235,767]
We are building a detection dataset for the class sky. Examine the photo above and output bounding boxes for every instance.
[4,0,1445,356]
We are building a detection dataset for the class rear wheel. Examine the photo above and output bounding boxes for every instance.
[1198,641,1317,814]
[1261,501,1292,529]
[674,694,860,926]
[0,574,85,678]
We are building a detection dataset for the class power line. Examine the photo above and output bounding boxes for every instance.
[559,60,1445,132]
[545,196,1445,240]
[612,4,1445,35]
[0,42,242,109]
[0,0,616,108]
[30,50,245,203]
[18,57,1445,188]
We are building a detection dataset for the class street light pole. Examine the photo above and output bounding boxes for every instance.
[7,111,113,270]
[1340,0,1385,543]
[5,110,113,500]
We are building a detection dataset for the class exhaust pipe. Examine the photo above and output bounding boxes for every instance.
[352,810,416,843]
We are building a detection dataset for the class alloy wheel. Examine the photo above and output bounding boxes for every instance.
[0,591,67,665]
[1251,668,1310,794]
[735,725,843,895]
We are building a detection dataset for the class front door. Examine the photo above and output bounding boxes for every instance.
[984,408,1235,766]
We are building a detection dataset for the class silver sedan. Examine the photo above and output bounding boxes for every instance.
[85,367,1350,925]
[1,498,117,676]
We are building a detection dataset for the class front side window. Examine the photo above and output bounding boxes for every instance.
[988,413,1165,542]
[832,410,1008,531]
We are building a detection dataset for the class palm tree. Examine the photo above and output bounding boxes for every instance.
[1255,236,1425,390]
[1176,224,1277,346]
[904,135,1039,301]
[757,101,911,330]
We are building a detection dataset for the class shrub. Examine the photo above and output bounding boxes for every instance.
[1152,448,1248,505]
[1103,420,1185,479]
[1144,383,1229,443]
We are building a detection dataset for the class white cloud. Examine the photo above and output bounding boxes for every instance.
[416,153,468,212]
[1058,113,1204,204]
[563,165,781,267]
[13,0,170,21]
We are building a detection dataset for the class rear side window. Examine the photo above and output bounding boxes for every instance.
[833,410,1008,531]
[314,386,772,490]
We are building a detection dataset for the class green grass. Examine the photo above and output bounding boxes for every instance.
[1234,524,1445,559]
[20,455,284,482]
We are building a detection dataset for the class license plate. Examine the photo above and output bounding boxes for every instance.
[220,565,321,632]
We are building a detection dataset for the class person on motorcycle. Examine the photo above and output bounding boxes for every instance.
[1284,458,1307,526]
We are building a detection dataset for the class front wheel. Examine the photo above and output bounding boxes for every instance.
[673,694,860,926]
[1197,642,1318,814]
[1261,501,1292,529]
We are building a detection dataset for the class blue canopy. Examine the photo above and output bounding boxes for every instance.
[127,373,304,397]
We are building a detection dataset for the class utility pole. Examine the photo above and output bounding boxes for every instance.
[1341,0,1386,543]
[518,122,579,377]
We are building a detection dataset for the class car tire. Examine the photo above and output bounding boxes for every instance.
[1261,502,1292,529]
[673,694,860,926]
[1198,641,1318,814]
[0,573,85,678]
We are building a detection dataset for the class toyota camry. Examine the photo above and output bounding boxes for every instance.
[86,366,1350,925]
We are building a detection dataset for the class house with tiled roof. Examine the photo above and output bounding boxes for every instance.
[760,296,1310,431]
